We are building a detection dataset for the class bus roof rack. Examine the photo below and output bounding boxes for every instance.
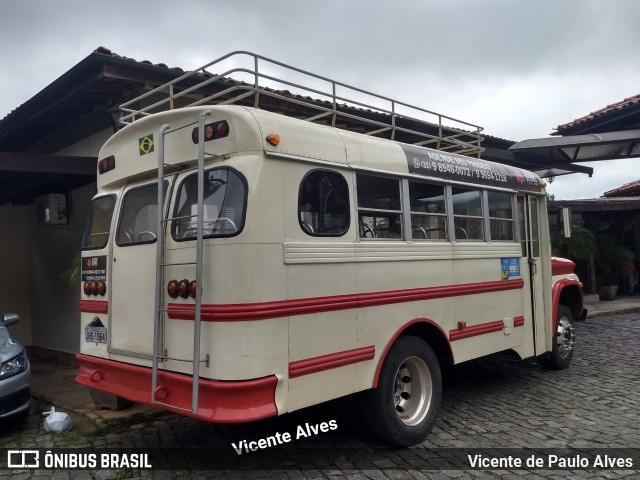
[119,51,484,157]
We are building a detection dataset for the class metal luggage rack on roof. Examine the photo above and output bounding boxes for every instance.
[120,51,484,157]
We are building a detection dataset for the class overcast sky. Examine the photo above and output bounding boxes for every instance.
[1,0,639,199]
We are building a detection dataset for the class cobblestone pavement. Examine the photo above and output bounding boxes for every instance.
[1,313,639,480]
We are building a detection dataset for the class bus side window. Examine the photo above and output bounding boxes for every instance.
[451,187,483,241]
[356,174,403,239]
[488,191,515,241]
[298,169,350,236]
[408,181,447,240]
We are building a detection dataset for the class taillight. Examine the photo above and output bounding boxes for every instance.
[168,279,196,299]
[84,281,91,296]
[90,282,98,296]
[178,279,190,299]
[96,281,107,296]
[191,120,230,144]
[167,280,179,298]
[98,155,116,174]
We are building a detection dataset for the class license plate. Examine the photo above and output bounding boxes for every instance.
[85,326,107,343]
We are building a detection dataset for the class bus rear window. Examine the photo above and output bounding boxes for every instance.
[81,196,116,250]
[116,182,168,246]
[172,168,247,241]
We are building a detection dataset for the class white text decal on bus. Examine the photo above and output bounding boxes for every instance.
[402,144,541,192]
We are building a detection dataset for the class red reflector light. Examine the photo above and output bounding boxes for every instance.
[189,280,197,299]
[98,155,116,175]
[96,281,107,296]
[90,281,98,296]
[191,121,230,144]
[167,280,179,298]
[216,122,228,137]
[84,281,91,296]
[178,279,190,299]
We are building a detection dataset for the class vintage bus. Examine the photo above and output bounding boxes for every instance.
[76,55,585,447]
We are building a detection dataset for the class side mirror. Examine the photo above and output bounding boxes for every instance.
[3,313,20,327]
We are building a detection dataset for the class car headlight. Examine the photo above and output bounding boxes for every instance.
[0,349,27,380]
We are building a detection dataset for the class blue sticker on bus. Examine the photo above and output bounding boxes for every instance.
[501,258,521,279]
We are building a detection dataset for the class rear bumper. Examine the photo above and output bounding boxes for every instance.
[75,354,278,423]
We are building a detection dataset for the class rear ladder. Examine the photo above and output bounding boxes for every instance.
[151,110,211,414]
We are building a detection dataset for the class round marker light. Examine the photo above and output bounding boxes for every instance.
[216,122,228,137]
[96,281,107,296]
[266,134,280,146]
[90,281,98,296]
[178,279,190,299]
[84,281,91,296]
[167,280,179,298]
[191,127,200,143]
[189,280,197,299]
[205,125,214,140]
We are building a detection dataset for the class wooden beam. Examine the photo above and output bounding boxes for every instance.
[0,152,96,175]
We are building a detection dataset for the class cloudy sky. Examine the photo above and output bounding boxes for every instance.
[1,0,639,199]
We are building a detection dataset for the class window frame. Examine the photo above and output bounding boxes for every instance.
[449,186,485,241]
[485,190,516,242]
[355,172,404,240]
[406,179,448,241]
[81,194,117,251]
[298,168,351,237]
[115,181,168,247]
[170,166,248,242]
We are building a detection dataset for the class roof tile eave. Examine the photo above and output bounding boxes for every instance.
[556,94,640,133]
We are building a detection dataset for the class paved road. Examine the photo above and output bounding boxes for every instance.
[1,313,639,479]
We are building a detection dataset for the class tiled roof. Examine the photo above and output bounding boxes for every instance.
[556,94,640,133]
[603,179,640,197]
[94,46,184,73]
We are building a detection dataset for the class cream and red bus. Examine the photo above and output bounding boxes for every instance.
[76,55,585,447]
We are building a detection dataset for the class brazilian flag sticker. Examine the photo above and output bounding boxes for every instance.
[139,134,154,155]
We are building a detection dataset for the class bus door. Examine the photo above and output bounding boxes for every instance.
[109,181,168,359]
[517,194,545,358]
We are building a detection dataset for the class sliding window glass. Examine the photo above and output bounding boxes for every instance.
[409,182,446,240]
[488,191,514,241]
[451,187,483,240]
[356,174,403,239]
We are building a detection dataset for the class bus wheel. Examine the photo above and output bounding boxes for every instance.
[539,305,575,370]
[361,336,442,447]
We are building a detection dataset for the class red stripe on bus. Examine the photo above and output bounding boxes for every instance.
[289,345,375,379]
[168,279,525,322]
[514,315,525,327]
[75,354,278,423]
[449,320,505,341]
[78,300,108,314]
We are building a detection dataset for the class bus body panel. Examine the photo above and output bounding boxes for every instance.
[78,105,582,428]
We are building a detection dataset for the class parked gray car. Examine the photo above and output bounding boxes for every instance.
[0,313,31,420]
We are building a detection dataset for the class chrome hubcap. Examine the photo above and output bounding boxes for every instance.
[556,316,575,359]
[393,356,432,426]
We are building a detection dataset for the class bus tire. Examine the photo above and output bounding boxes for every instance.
[539,305,575,370]
[360,335,442,447]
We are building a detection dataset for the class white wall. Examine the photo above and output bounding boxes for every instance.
[20,127,111,354]
[27,182,96,354]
